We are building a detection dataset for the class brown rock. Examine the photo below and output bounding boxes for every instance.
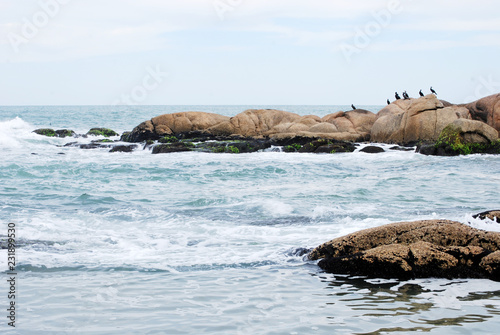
[473,210,500,223]
[464,93,500,132]
[445,119,499,144]
[310,220,500,280]
[480,251,500,280]
[371,95,471,144]
[152,112,230,136]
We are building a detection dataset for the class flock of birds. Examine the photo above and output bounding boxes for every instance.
[351,87,437,110]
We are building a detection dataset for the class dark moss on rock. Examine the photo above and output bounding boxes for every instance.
[55,129,75,138]
[109,145,138,153]
[159,135,179,143]
[33,128,56,137]
[152,142,194,154]
[86,128,119,137]
[195,139,271,153]
[299,139,357,153]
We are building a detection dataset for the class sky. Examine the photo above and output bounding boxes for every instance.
[1,0,500,105]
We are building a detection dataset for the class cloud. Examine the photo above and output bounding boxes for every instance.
[1,0,500,63]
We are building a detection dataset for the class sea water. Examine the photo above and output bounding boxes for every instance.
[1,106,500,334]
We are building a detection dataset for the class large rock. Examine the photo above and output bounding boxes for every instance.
[209,109,301,137]
[309,220,500,280]
[464,93,500,132]
[371,95,471,144]
[126,109,377,143]
[152,112,230,136]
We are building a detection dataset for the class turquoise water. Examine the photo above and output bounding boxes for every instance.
[1,106,500,334]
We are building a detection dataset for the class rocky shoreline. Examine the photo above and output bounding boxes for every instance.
[33,93,500,156]
[309,211,500,281]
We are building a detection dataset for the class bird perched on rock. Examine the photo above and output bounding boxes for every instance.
[395,92,401,100]
[430,86,437,95]
[403,91,410,99]
[387,99,390,105]
[419,90,424,97]
[351,104,356,110]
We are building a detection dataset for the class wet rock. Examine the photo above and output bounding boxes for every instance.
[86,128,118,137]
[473,210,500,223]
[309,220,500,281]
[194,139,271,153]
[55,129,75,138]
[300,139,357,153]
[34,128,75,138]
[152,142,194,154]
[360,146,385,153]
[33,128,56,137]
[109,145,138,153]
[389,145,415,151]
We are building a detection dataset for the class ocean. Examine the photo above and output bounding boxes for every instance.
[1,105,500,334]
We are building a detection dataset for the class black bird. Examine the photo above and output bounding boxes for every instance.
[430,86,437,95]
[419,89,424,97]
[395,92,401,100]
[403,91,409,99]
[351,104,356,110]
[387,99,390,105]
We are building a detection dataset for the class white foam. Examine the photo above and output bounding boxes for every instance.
[0,117,34,148]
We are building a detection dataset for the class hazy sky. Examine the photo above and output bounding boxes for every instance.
[1,0,500,105]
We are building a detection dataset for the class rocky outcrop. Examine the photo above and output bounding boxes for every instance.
[309,220,500,280]
[371,95,471,144]
[464,93,500,132]
[125,109,377,143]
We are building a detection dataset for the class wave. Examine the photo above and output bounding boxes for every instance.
[0,117,34,148]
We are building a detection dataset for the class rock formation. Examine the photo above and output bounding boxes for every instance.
[371,94,471,144]
[464,93,500,132]
[309,220,500,281]
[125,109,377,143]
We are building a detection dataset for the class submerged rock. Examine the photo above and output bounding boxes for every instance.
[309,220,500,281]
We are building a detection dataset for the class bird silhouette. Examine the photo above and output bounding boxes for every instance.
[419,90,424,97]
[430,87,437,95]
[395,92,401,100]
[387,99,390,105]
[351,104,356,110]
[403,91,409,99]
